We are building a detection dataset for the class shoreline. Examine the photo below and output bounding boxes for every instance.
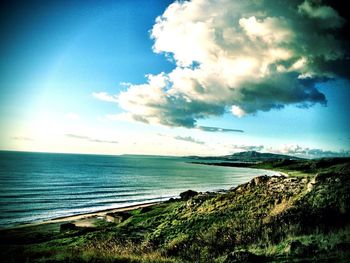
[2,158,348,263]
[1,166,288,231]
[1,201,160,230]
[189,161,290,176]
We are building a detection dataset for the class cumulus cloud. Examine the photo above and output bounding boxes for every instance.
[228,144,350,158]
[173,135,205,145]
[65,134,118,144]
[306,149,350,158]
[276,144,350,158]
[107,111,243,132]
[298,0,345,28]
[93,92,119,103]
[232,144,265,152]
[110,0,349,129]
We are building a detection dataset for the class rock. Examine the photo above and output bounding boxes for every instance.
[230,186,242,192]
[105,211,131,223]
[284,177,298,183]
[180,190,198,201]
[230,182,249,192]
[252,175,269,186]
[301,178,308,184]
[186,194,207,207]
[307,177,316,192]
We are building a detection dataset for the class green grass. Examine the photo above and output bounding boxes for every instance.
[1,158,349,262]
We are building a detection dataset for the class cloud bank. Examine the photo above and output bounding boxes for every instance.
[110,0,349,129]
[230,144,350,158]
[278,144,350,158]
[65,134,118,144]
[93,92,119,103]
[174,135,205,145]
[232,144,265,152]
[197,126,244,133]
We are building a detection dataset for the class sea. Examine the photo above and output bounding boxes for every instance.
[0,151,277,228]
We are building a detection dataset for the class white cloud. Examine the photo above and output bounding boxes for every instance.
[298,0,345,28]
[231,106,245,118]
[174,136,205,145]
[111,0,348,128]
[278,144,350,158]
[65,134,118,144]
[239,16,293,44]
[232,144,265,152]
[92,92,119,103]
[260,144,350,158]
[231,144,350,158]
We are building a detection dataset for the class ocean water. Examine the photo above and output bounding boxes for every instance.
[0,151,277,228]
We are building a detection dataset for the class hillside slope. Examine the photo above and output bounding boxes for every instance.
[1,159,349,262]
[188,151,303,162]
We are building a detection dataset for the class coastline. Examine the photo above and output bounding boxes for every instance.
[1,201,160,230]
[1,165,287,231]
[1,158,349,263]
[189,161,290,177]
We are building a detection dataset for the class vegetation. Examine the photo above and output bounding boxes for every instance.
[192,157,350,178]
[1,158,349,262]
[187,150,303,162]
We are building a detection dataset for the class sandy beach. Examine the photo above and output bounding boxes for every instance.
[3,201,160,230]
[1,167,289,232]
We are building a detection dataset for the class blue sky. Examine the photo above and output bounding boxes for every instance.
[0,0,349,157]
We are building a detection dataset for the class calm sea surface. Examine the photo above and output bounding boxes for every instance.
[0,151,277,227]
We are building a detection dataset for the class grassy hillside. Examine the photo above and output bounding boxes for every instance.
[187,150,303,162]
[1,158,349,262]
[192,157,350,177]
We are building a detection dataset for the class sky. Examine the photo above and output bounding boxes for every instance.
[0,0,349,158]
